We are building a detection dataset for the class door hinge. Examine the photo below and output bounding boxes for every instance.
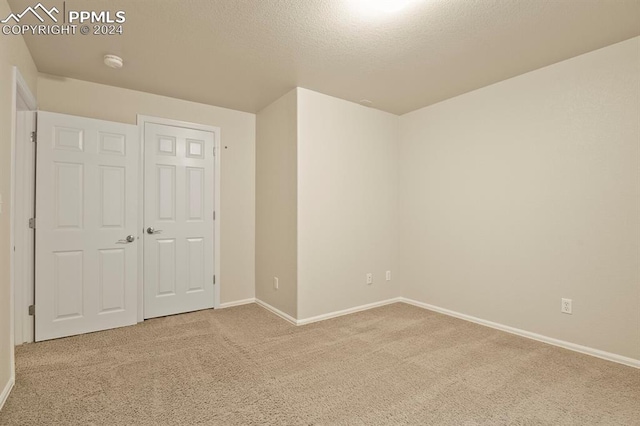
[28,305,35,316]
[28,218,36,229]
[213,275,216,285]
[213,211,216,221]
[31,131,37,143]
[213,146,216,156]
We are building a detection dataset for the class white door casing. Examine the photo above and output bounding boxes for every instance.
[13,109,36,344]
[143,123,215,319]
[35,112,139,341]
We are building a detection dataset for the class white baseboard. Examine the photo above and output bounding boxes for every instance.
[218,298,256,309]
[256,297,403,326]
[400,297,640,369]
[236,295,639,369]
[297,297,403,326]
[255,299,297,325]
[0,376,15,412]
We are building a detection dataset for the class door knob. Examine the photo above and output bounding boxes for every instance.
[116,235,135,244]
[147,227,163,234]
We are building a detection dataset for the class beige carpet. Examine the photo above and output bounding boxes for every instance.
[1,303,638,425]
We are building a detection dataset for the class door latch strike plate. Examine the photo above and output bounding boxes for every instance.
[28,305,35,316]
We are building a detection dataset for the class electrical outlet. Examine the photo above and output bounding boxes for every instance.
[273,277,279,290]
[561,298,572,314]
[366,273,373,285]
[386,270,391,281]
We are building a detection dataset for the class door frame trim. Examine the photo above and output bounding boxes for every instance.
[10,67,37,352]
[136,115,221,321]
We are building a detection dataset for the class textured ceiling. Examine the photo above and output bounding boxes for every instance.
[8,0,640,114]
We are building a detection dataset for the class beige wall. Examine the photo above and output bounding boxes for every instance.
[0,0,38,401]
[256,89,298,317]
[37,74,256,305]
[398,37,640,360]
[297,88,400,320]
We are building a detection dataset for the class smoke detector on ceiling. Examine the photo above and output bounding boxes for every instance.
[104,54,123,69]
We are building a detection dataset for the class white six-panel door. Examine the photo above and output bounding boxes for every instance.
[35,112,139,341]
[143,123,215,319]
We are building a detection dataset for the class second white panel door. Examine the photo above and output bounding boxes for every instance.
[144,123,215,319]
[36,112,139,341]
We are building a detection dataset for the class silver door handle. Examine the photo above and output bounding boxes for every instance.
[117,235,135,244]
[147,227,163,235]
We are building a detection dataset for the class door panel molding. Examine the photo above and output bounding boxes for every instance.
[35,112,139,341]
[137,115,220,320]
